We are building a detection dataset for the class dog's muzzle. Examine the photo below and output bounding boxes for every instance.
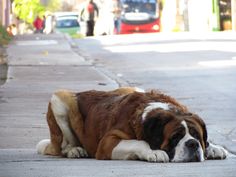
[185,139,203,162]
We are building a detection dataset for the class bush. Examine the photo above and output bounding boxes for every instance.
[0,25,12,46]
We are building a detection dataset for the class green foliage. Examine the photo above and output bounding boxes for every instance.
[71,33,84,39]
[13,0,46,24]
[46,0,62,12]
[0,25,12,46]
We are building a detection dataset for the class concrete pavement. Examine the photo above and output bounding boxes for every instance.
[1,149,236,177]
[0,33,236,177]
[0,33,118,150]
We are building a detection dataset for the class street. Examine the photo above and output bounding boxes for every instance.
[74,32,236,154]
[0,32,236,177]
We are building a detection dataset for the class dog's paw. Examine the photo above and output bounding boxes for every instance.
[67,147,88,158]
[147,150,169,163]
[206,143,228,160]
[62,146,88,158]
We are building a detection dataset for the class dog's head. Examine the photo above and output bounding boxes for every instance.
[142,103,208,162]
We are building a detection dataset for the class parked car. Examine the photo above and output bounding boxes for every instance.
[54,16,80,37]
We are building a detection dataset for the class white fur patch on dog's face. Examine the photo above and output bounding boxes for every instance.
[142,102,170,122]
[171,121,204,162]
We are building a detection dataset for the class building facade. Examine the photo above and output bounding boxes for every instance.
[160,0,236,32]
[0,0,11,27]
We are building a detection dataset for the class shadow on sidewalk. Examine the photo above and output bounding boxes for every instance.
[0,48,8,86]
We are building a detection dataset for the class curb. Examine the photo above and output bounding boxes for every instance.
[95,66,129,87]
[63,33,78,48]
[66,35,130,88]
[0,47,7,65]
[0,47,8,86]
[66,36,129,87]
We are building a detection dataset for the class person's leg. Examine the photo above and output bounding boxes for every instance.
[116,18,121,34]
[86,21,90,36]
[114,19,118,34]
[90,20,95,36]
[86,21,94,36]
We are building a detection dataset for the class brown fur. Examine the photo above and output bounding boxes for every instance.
[45,102,62,155]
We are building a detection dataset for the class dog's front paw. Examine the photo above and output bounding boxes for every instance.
[147,150,169,163]
[62,146,88,158]
[67,147,88,158]
[206,143,228,160]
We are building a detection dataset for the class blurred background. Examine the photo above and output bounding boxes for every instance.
[1,0,236,38]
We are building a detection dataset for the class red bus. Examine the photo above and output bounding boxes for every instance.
[120,0,160,34]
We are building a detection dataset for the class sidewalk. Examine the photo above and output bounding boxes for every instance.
[0,33,118,149]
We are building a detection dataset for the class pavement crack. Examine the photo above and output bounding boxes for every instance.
[95,66,129,87]
[1,159,61,163]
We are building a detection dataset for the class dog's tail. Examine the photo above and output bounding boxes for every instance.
[36,139,51,155]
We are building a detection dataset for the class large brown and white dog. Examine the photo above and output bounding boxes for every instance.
[37,87,227,162]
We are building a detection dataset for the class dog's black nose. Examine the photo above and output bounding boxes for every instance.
[185,139,199,151]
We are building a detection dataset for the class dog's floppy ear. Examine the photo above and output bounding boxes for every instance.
[143,111,174,150]
[190,114,209,149]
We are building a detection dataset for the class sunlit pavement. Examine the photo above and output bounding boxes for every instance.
[0,32,236,177]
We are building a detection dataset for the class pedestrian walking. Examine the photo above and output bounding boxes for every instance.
[81,0,99,36]
[33,15,43,33]
[42,15,46,33]
[111,0,122,34]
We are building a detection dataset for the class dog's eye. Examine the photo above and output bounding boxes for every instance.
[189,127,200,140]
[170,131,185,146]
